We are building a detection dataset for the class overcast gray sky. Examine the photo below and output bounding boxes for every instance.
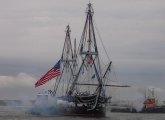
[0,0,165,101]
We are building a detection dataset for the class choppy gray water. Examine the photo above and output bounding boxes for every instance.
[0,106,165,120]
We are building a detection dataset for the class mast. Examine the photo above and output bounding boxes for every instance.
[61,25,74,62]
[73,38,77,75]
[68,3,103,96]
[53,25,75,96]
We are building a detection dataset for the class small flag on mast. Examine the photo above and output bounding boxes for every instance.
[87,56,93,64]
[35,60,61,87]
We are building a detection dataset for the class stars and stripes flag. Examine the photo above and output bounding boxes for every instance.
[35,60,61,87]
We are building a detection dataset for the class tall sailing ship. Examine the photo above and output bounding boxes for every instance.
[33,3,129,117]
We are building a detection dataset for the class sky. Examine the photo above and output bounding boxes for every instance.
[0,0,165,102]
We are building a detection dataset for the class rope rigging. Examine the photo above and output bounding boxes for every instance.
[93,16,111,62]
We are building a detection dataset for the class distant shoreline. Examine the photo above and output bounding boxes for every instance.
[0,100,35,106]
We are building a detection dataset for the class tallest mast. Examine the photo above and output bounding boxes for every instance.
[87,3,93,52]
[68,3,103,96]
[79,3,98,55]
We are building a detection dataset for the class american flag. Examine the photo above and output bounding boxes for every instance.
[35,60,61,87]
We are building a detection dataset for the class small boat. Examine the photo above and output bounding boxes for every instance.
[141,88,165,113]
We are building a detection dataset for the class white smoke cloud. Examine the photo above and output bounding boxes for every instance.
[0,73,37,100]
[0,73,35,87]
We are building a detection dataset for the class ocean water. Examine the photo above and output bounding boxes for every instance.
[0,106,165,120]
